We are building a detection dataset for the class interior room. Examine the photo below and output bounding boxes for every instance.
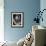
[0,0,46,46]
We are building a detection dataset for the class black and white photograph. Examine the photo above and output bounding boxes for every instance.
[11,12,24,27]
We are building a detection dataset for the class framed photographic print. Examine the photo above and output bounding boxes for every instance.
[11,12,24,28]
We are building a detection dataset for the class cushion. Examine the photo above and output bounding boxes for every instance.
[17,37,25,46]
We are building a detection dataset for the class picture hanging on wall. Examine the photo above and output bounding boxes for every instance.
[11,12,24,28]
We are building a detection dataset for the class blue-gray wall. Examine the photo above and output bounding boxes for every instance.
[4,0,40,42]
[40,0,46,27]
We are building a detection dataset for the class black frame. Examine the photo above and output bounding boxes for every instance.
[11,12,24,28]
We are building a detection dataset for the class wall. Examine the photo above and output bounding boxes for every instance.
[4,0,40,42]
[40,0,46,27]
[0,0,4,42]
